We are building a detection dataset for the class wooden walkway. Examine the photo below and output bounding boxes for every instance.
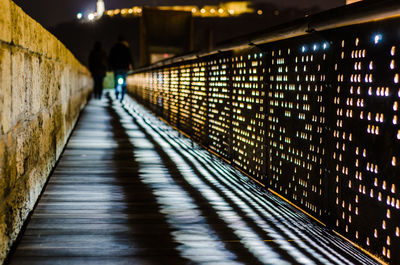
[6,95,379,265]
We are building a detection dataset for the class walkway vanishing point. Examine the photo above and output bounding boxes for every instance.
[6,94,380,265]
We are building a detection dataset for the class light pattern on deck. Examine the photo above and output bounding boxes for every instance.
[7,95,379,265]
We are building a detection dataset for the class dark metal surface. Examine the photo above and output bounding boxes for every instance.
[326,20,400,263]
[178,64,192,134]
[207,53,232,159]
[190,60,208,144]
[231,48,266,181]
[7,96,380,265]
[263,35,330,221]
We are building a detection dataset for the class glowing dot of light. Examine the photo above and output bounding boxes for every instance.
[374,34,383,44]
[88,13,95,21]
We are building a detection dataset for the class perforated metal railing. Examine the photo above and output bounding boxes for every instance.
[127,2,400,264]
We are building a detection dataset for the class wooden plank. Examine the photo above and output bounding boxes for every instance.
[6,97,380,265]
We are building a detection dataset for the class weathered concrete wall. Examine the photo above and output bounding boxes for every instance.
[0,1,93,263]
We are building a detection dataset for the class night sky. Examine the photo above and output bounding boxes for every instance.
[13,0,345,28]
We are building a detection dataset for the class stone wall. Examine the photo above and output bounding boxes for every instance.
[0,1,93,263]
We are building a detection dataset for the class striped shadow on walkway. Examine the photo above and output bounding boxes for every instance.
[6,94,379,265]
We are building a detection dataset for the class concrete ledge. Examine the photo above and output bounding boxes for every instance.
[0,1,93,263]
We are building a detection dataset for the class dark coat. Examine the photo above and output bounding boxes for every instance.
[108,41,133,71]
[89,47,107,77]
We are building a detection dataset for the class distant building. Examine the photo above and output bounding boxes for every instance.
[104,2,255,18]
[97,0,105,17]
[140,8,193,65]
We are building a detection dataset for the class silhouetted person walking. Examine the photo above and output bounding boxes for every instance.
[89,41,108,99]
[109,35,133,102]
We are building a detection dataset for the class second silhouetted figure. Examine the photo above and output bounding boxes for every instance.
[108,35,133,102]
[89,41,107,99]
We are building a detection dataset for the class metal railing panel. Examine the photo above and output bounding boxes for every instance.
[127,7,400,264]
[231,49,267,181]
